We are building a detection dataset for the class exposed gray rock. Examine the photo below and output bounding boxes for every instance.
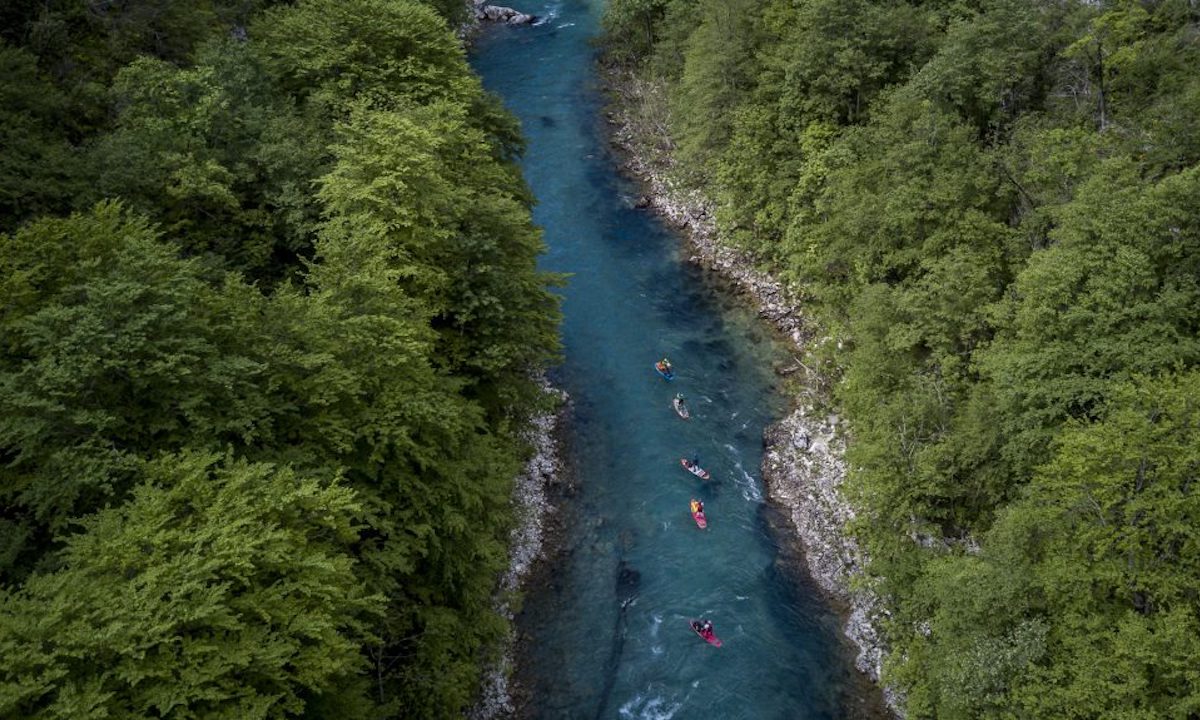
[763,409,904,714]
[474,0,536,24]
[471,380,568,720]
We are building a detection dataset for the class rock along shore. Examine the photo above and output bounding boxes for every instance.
[471,381,569,720]
[601,63,903,716]
[471,0,537,26]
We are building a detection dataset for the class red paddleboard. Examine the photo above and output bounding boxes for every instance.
[689,620,722,647]
[680,458,711,480]
[689,499,707,529]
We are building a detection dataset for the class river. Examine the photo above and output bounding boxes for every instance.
[471,3,875,718]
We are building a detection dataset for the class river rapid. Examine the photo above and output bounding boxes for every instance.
[471,3,877,718]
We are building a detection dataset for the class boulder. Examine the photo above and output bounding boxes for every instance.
[475,2,537,24]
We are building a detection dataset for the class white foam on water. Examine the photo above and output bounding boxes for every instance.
[556,22,576,28]
[721,443,763,500]
[724,444,764,502]
[618,693,682,720]
[737,466,763,502]
[650,613,663,637]
[736,595,749,600]
[530,1,556,24]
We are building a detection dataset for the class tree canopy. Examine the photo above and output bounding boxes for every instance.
[0,1,560,717]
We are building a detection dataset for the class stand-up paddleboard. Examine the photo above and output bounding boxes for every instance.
[689,499,707,529]
[689,619,722,647]
[680,458,711,480]
[654,361,675,381]
[673,396,690,420]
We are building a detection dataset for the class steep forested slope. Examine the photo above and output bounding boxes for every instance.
[604,0,1200,716]
[0,1,559,717]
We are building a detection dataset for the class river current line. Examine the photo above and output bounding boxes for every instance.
[471,2,870,718]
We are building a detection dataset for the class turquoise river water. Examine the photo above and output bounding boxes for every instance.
[471,3,878,718]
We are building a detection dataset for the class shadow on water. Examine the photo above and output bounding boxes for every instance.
[755,502,893,720]
[593,560,641,720]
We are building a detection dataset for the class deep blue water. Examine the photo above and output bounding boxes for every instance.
[471,3,873,718]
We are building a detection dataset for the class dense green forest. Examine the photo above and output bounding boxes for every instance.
[604,0,1200,716]
[0,1,559,717]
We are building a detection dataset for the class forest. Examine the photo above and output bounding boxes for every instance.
[0,1,560,718]
[603,0,1200,717]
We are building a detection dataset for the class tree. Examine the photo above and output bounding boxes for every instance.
[316,101,560,411]
[0,44,79,231]
[0,452,381,720]
[603,0,670,61]
[0,1,564,716]
[915,371,1200,718]
[979,159,1200,477]
[0,203,274,566]
[253,0,478,116]
[85,41,329,280]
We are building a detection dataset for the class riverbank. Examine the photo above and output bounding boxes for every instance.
[472,382,570,720]
[600,61,902,716]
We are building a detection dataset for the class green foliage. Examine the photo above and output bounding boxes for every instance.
[253,0,476,116]
[0,204,270,543]
[608,0,1200,712]
[602,0,671,61]
[979,160,1200,477]
[914,373,1200,718]
[0,44,79,231]
[86,43,328,278]
[0,452,380,720]
[668,0,762,174]
[317,102,560,408]
[0,0,561,716]
[9,0,266,135]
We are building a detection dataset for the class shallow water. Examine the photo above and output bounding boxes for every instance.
[471,3,874,718]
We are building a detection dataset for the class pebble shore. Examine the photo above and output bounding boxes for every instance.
[470,382,568,720]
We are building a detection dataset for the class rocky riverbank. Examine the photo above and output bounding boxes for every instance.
[471,382,569,720]
[601,62,903,716]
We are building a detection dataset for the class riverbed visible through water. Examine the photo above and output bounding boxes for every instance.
[471,3,878,718]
